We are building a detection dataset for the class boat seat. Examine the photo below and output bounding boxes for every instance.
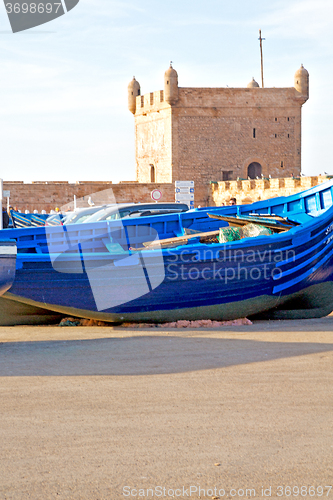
[307,208,329,218]
[288,213,314,224]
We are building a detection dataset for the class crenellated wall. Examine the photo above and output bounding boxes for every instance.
[2,176,330,213]
[210,175,330,206]
[131,64,309,187]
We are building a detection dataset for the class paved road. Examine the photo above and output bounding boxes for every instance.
[0,317,332,499]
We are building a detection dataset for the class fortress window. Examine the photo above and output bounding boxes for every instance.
[253,128,256,138]
[222,170,233,181]
[287,117,290,121]
[150,165,155,183]
[281,161,284,168]
[275,134,277,138]
[275,117,278,122]
[288,134,290,138]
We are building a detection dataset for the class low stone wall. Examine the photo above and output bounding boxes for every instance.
[210,175,330,206]
[3,181,210,213]
[3,176,329,213]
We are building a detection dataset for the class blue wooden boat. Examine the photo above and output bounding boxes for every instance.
[2,179,333,323]
[10,210,50,228]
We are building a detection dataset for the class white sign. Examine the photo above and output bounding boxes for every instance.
[175,187,194,193]
[175,193,194,201]
[3,190,10,197]
[175,181,194,188]
[176,200,194,208]
[151,189,162,202]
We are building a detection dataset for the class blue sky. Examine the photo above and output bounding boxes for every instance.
[0,0,332,182]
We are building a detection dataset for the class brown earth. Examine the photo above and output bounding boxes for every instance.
[0,316,332,499]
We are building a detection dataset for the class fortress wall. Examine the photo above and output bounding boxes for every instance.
[3,176,328,213]
[134,86,305,184]
[210,175,329,205]
[2,181,210,213]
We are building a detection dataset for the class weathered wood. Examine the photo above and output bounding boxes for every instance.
[207,214,292,233]
[131,230,221,250]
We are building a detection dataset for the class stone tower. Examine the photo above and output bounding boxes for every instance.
[128,77,141,115]
[129,64,309,184]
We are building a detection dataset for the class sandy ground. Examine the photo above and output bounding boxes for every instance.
[0,317,332,500]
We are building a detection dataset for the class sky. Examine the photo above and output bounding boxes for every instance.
[0,0,332,183]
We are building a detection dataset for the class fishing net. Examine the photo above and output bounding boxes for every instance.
[241,223,273,238]
[218,223,272,244]
[218,227,242,243]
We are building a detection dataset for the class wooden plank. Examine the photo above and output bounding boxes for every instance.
[130,230,221,250]
[207,214,292,232]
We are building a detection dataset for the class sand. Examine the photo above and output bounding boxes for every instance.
[0,316,332,499]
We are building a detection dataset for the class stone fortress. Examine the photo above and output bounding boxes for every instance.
[128,63,309,185]
[4,61,328,212]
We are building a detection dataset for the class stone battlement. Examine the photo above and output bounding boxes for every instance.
[2,176,329,213]
[130,64,309,184]
[135,90,166,114]
[211,175,330,205]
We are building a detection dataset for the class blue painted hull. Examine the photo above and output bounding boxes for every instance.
[3,179,333,322]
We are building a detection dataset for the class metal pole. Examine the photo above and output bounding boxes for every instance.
[259,29,265,88]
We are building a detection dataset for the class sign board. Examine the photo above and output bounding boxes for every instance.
[151,189,162,202]
[175,181,194,188]
[3,190,10,197]
[175,192,194,201]
[175,187,194,193]
[176,200,194,208]
[175,180,194,208]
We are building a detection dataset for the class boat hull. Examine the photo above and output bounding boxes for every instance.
[6,280,333,323]
[0,295,63,326]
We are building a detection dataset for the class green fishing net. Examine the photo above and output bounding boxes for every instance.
[218,227,242,243]
[218,223,272,243]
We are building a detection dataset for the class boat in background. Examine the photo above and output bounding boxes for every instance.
[2,179,333,324]
[10,210,49,228]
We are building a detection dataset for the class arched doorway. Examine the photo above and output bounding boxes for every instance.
[150,164,155,183]
[247,162,262,179]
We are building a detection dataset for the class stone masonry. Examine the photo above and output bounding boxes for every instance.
[3,176,330,213]
[128,64,309,186]
[211,175,330,206]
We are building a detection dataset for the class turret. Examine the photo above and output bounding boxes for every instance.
[164,63,178,105]
[128,77,141,114]
[294,64,309,101]
[247,77,260,88]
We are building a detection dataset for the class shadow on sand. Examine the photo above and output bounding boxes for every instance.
[0,333,332,377]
